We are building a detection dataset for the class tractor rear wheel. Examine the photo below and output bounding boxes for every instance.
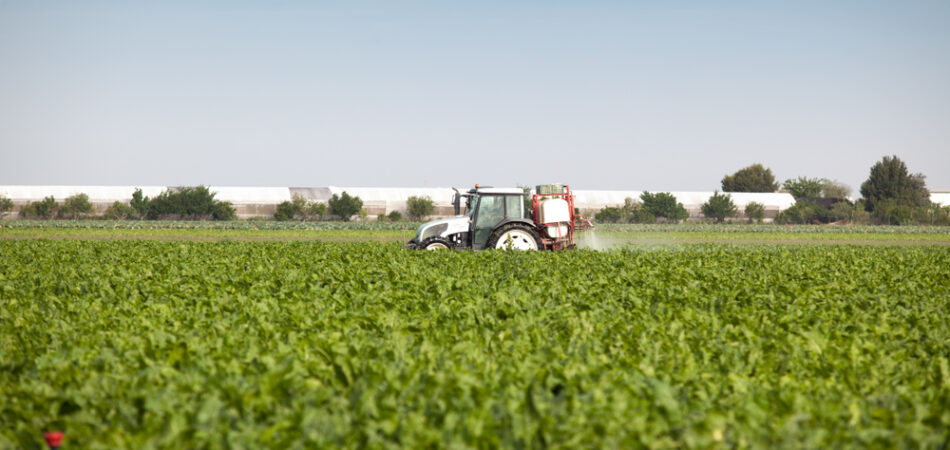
[487,224,542,250]
[420,237,453,250]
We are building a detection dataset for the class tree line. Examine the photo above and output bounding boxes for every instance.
[1,156,946,225]
[1,187,237,221]
[591,156,949,225]
[272,194,435,222]
[0,187,440,223]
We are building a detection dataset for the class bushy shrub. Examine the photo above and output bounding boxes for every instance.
[744,202,765,223]
[871,199,915,225]
[387,210,403,222]
[0,195,13,218]
[406,196,434,221]
[700,191,737,223]
[59,193,94,219]
[595,198,656,224]
[627,208,655,224]
[328,192,362,221]
[20,196,58,219]
[775,202,826,224]
[274,195,324,221]
[308,202,327,220]
[594,206,623,223]
[274,201,298,221]
[211,201,237,221]
[829,202,857,223]
[146,186,235,220]
[640,192,688,222]
[102,201,135,220]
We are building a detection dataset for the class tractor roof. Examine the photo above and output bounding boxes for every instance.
[472,187,524,195]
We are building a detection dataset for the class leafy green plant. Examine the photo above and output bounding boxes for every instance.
[1,240,947,448]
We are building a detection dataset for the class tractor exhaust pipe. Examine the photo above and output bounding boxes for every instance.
[452,188,461,215]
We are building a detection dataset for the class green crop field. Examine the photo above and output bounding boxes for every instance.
[3,222,950,246]
[2,239,949,448]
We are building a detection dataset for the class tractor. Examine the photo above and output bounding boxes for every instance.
[402,184,591,251]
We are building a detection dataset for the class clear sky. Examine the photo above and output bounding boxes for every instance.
[1,1,948,193]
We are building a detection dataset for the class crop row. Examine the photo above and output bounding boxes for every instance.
[1,241,948,448]
[3,220,950,234]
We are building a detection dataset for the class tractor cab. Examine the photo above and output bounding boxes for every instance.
[463,187,528,250]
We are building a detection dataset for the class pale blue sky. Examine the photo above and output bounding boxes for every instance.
[1,1,948,192]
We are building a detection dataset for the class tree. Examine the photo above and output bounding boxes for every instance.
[774,202,825,224]
[273,201,299,221]
[59,193,94,219]
[782,177,824,199]
[594,206,623,223]
[146,186,235,220]
[328,191,362,221]
[103,201,134,219]
[744,202,765,223]
[623,198,655,224]
[0,195,13,218]
[275,195,326,221]
[130,188,150,218]
[700,191,737,223]
[387,210,403,222]
[821,180,851,199]
[859,156,929,213]
[640,191,688,222]
[211,201,237,221]
[274,195,304,221]
[307,202,326,220]
[406,196,435,221]
[20,196,58,219]
[870,199,914,225]
[722,164,779,192]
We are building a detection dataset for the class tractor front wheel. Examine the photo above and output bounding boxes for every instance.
[420,237,453,250]
[487,224,542,250]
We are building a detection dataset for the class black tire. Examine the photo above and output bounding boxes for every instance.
[419,236,453,250]
[486,223,542,250]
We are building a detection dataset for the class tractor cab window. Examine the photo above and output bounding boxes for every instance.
[505,195,523,219]
[475,195,504,227]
